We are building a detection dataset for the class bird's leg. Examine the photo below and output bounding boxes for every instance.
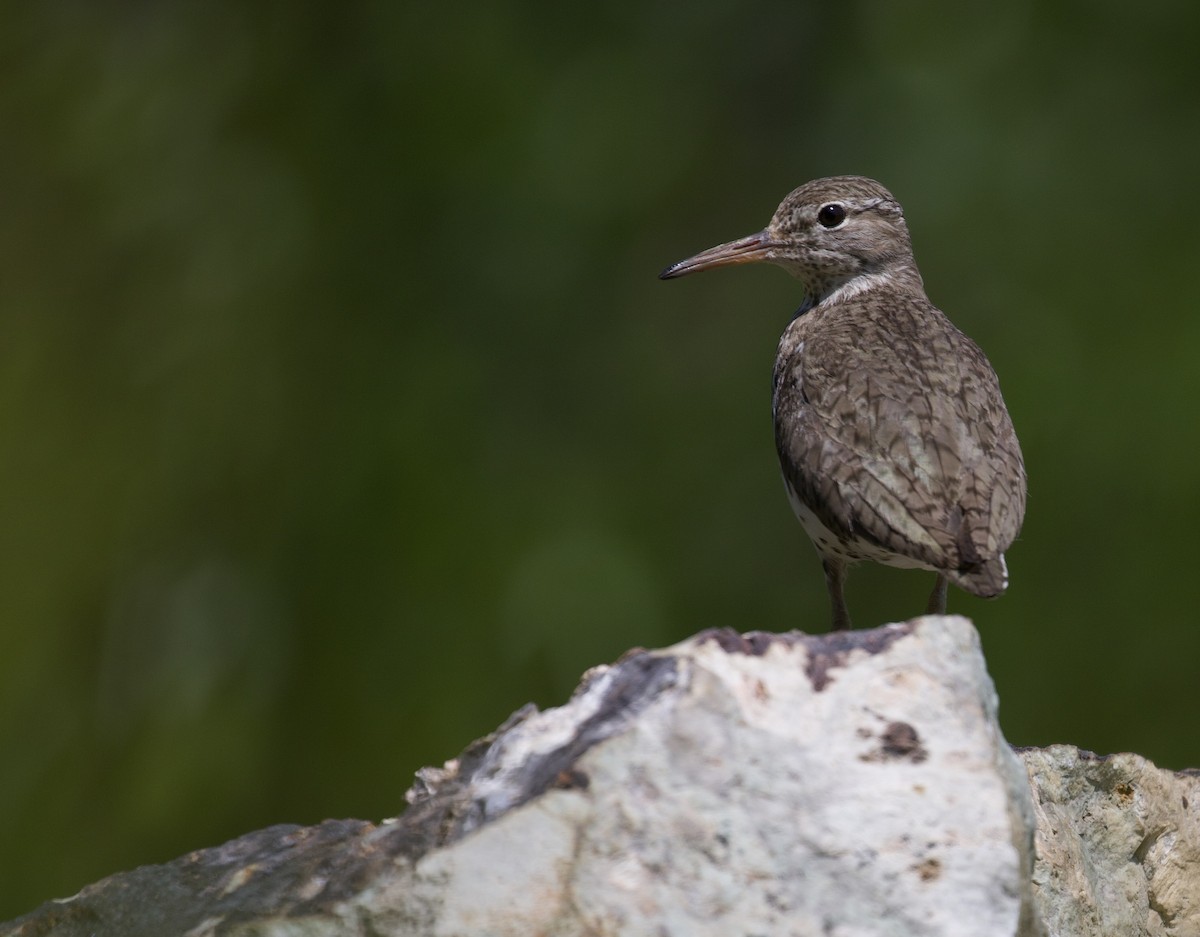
[925,574,948,615]
[822,558,851,631]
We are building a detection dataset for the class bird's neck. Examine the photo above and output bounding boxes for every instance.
[806,260,923,310]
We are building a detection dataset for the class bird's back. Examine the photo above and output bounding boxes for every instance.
[772,283,1025,596]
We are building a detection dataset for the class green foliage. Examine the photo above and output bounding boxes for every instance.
[2,0,1199,918]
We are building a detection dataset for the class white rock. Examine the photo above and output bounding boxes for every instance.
[385,616,1040,936]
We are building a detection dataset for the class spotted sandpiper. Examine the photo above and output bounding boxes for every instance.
[660,176,1026,630]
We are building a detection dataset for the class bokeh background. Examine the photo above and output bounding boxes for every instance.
[3,0,1199,919]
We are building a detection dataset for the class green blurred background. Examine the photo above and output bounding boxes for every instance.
[3,0,1199,918]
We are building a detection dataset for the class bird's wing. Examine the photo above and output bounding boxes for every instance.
[773,296,1025,585]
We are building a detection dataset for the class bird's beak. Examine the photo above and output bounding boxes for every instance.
[659,230,775,280]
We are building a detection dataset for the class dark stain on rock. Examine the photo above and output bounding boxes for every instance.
[698,621,916,692]
[802,622,915,691]
[697,628,802,655]
[862,721,928,764]
[552,768,590,791]
[913,857,942,882]
[882,722,925,760]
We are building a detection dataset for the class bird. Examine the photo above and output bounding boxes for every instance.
[659,176,1025,630]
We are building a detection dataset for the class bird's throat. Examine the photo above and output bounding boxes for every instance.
[817,271,899,309]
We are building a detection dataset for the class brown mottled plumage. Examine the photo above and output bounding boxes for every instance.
[660,176,1025,630]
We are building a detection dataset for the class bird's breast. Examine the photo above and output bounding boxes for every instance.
[771,311,813,420]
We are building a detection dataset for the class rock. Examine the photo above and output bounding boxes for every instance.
[1021,745,1200,937]
[2,616,1194,936]
[392,617,1040,937]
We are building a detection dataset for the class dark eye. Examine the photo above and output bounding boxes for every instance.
[817,203,846,228]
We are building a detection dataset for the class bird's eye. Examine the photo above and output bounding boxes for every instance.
[817,203,846,228]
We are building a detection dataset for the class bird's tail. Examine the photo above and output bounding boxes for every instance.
[947,554,1009,599]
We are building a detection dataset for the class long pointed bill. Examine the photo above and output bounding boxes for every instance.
[658,230,775,280]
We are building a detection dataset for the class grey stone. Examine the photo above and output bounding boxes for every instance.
[1021,745,1200,937]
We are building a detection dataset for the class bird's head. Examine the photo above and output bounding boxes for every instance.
[659,175,918,303]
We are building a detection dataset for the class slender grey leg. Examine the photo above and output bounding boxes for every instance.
[822,558,851,631]
[925,573,948,615]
